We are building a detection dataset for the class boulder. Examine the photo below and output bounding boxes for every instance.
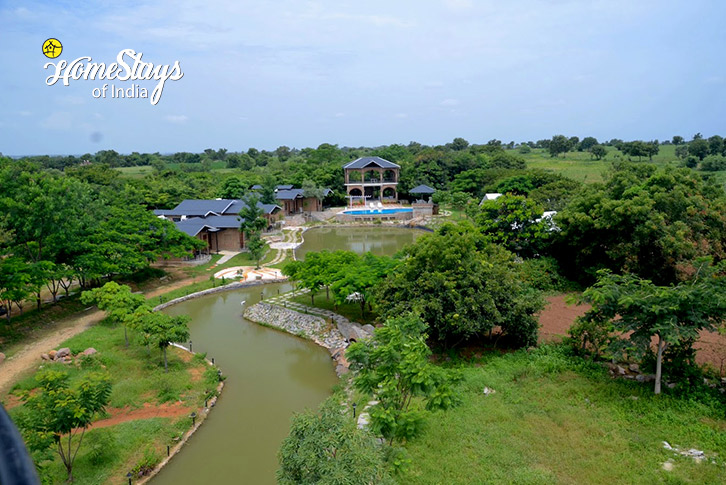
[56,348,71,358]
[48,350,57,360]
[628,363,640,372]
[616,365,626,375]
[41,353,50,361]
[636,374,655,383]
[361,324,375,336]
[83,348,97,356]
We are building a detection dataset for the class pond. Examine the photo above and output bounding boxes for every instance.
[295,226,424,260]
[152,227,423,484]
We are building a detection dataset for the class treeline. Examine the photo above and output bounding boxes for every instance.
[0,158,204,321]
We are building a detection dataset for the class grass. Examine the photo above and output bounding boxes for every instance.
[5,321,219,485]
[399,345,726,484]
[289,292,378,326]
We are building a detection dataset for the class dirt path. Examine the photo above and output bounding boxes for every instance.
[539,294,726,369]
[85,402,194,431]
[0,276,205,396]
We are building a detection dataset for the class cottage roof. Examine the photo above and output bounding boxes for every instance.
[409,184,436,194]
[342,156,400,170]
[173,199,234,216]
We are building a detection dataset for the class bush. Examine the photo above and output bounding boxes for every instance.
[516,257,577,292]
[700,155,726,171]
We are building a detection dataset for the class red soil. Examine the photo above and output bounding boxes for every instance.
[539,294,726,370]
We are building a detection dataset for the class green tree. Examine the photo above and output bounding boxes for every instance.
[579,263,726,394]
[553,162,726,285]
[548,135,570,158]
[0,256,31,322]
[277,397,393,485]
[473,194,548,257]
[130,307,190,372]
[81,282,145,347]
[260,174,277,204]
[238,194,268,268]
[218,177,246,199]
[590,144,607,160]
[17,370,112,482]
[580,136,599,151]
[347,314,460,445]
[331,253,397,318]
[376,222,544,347]
[672,135,684,145]
[689,138,710,160]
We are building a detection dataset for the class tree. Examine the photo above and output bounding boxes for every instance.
[375,222,544,347]
[346,314,460,445]
[81,282,145,347]
[18,370,111,482]
[330,253,397,318]
[553,162,726,285]
[580,136,599,151]
[238,194,268,268]
[302,179,328,209]
[260,174,277,204]
[675,144,689,159]
[449,137,469,151]
[548,135,570,158]
[672,135,684,145]
[579,263,726,394]
[277,397,393,485]
[0,257,31,322]
[473,194,548,257]
[130,307,190,371]
[689,138,710,160]
[591,145,607,160]
[218,177,246,199]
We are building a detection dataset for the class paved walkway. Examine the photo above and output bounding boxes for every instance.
[215,250,240,266]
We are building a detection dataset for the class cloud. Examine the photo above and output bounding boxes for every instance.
[165,114,188,123]
[40,112,73,131]
[19,110,32,116]
[440,98,460,106]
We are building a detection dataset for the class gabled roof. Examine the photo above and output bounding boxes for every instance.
[153,209,177,216]
[343,156,400,170]
[250,184,263,190]
[173,199,234,216]
[224,200,281,215]
[479,193,503,205]
[174,215,245,237]
[275,189,304,200]
[276,184,293,190]
[409,184,436,194]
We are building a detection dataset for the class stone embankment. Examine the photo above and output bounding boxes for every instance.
[153,278,287,311]
[244,302,356,375]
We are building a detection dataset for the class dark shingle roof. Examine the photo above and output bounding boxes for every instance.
[250,184,263,190]
[409,184,436,194]
[153,209,177,216]
[173,215,243,237]
[172,199,234,216]
[275,189,304,200]
[343,156,400,170]
[224,200,281,215]
[276,184,294,190]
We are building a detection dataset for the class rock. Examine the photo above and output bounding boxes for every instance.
[0,352,5,364]
[83,348,97,356]
[663,441,673,450]
[636,374,655,383]
[361,324,375,335]
[48,350,57,360]
[41,353,50,361]
[56,348,71,358]
[662,460,674,471]
[483,387,496,396]
[667,382,676,389]
[335,364,349,376]
[616,365,626,375]
[628,363,640,372]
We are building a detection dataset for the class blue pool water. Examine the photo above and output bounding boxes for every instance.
[343,208,413,215]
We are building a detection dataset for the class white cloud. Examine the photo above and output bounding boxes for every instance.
[40,112,73,131]
[440,98,460,106]
[165,114,188,123]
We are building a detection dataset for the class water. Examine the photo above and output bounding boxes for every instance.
[296,226,423,260]
[152,227,423,484]
[152,283,337,485]
[342,208,413,215]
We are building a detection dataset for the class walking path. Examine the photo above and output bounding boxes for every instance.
[265,287,358,330]
[0,275,207,395]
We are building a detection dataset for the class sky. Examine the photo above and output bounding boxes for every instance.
[1,0,725,156]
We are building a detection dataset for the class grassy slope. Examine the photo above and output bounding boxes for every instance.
[289,293,379,326]
[6,322,219,485]
[400,346,726,485]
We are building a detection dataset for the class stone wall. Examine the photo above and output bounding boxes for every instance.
[243,302,349,375]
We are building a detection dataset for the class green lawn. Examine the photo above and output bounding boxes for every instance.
[5,322,219,485]
[399,346,726,484]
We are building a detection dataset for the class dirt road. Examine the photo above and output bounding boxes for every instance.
[0,276,204,396]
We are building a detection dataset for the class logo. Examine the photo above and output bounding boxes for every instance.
[42,38,62,58]
[43,48,184,105]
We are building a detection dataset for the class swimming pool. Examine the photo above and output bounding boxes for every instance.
[342,208,413,215]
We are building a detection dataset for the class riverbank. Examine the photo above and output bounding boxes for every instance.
[3,322,223,484]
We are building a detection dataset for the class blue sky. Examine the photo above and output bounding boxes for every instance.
[1,0,725,155]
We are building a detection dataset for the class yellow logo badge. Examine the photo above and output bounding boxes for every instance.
[42,38,62,58]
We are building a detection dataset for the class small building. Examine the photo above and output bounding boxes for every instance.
[409,184,437,202]
[343,156,400,203]
[479,193,503,205]
[275,188,333,215]
[153,199,283,253]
